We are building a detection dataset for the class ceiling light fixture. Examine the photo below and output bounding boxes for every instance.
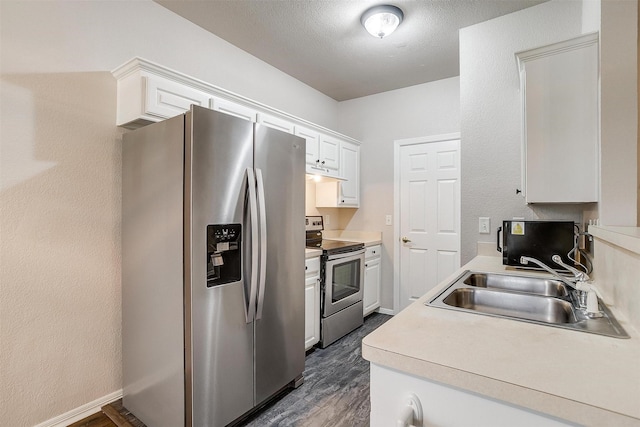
[360,5,404,39]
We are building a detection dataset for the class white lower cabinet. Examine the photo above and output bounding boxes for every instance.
[363,245,381,316]
[370,364,574,427]
[304,257,321,350]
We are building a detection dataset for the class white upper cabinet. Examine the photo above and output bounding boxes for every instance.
[257,112,294,133]
[112,58,361,188]
[315,139,360,208]
[210,97,257,122]
[295,125,321,169]
[317,135,340,175]
[516,33,599,203]
[338,140,360,207]
[296,126,342,178]
[114,63,211,128]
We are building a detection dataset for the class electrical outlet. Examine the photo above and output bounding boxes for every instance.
[479,217,490,234]
[325,214,330,226]
[385,215,392,226]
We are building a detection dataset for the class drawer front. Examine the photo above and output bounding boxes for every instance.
[305,257,320,277]
[365,245,381,260]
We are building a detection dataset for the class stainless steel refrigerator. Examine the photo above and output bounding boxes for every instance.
[122,105,305,427]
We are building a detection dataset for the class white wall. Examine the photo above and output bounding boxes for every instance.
[337,78,461,310]
[459,0,605,264]
[0,1,338,425]
[599,0,638,226]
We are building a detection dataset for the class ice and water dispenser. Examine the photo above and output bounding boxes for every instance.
[206,224,242,287]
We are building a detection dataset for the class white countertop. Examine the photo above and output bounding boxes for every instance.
[362,255,640,426]
[305,248,322,258]
[321,230,382,247]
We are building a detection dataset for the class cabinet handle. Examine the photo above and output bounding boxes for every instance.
[321,160,325,165]
[397,393,423,427]
[365,263,368,267]
[305,266,308,270]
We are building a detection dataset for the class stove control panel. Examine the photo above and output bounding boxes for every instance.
[305,215,324,231]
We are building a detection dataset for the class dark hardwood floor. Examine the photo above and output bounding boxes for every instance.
[75,313,391,427]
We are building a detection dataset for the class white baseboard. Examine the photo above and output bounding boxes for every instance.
[377,307,395,316]
[34,389,123,427]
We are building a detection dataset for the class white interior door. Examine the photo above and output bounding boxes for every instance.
[396,136,460,311]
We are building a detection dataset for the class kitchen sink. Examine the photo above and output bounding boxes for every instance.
[463,272,569,297]
[427,270,629,338]
[442,288,577,324]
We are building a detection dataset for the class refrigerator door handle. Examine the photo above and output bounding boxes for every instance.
[245,167,259,323]
[255,168,268,320]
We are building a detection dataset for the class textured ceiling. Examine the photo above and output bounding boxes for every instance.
[155,0,547,101]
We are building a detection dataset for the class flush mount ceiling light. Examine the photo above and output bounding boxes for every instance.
[360,5,404,39]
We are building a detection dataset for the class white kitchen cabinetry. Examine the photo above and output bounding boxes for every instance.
[295,126,321,170]
[516,33,599,203]
[317,135,340,174]
[363,245,381,316]
[112,58,362,177]
[210,97,257,122]
[370,364,574,427]
[114,67,211,128]
[304,257,321,350]
[257,112,294,133]
[315,139,360,208]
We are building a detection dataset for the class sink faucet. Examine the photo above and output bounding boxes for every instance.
[519,256,580,288]
[519,255,600,316]
[550,255,590,282]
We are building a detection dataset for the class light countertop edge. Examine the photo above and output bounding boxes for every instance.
[305,248,322,258]
[589,225,640,255]
[362,256,640,427]
[321,230,382,247]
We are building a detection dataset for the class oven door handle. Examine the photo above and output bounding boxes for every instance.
[326,248,366,261]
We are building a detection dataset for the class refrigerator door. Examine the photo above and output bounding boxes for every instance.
[186,106,255,426]
[253,124,306,404]
[122,115,186,427]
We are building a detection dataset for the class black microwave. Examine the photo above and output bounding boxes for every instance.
[497,220,576,271]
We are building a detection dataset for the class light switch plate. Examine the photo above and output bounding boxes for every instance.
[479,217,490,234]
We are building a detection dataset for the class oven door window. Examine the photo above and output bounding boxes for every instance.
[331,258,361,303]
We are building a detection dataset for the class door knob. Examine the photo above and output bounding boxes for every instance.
[402,237,411,243]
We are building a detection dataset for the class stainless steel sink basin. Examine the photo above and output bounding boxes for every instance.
[427,270,629,338]
[463,272,568,297]
[443,288,577,324]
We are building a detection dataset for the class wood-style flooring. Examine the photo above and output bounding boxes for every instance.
[72,312,391,427]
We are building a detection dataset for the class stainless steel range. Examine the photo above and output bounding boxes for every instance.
[306,216,365,348]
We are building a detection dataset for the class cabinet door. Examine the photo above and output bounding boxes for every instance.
[364,246,381,316]
[339,141,360,207]
[258,113,294,134]
[318,135,340,173]
[517,34,599,203]
[210,97,257,122]
[304,276,320,350]
[295,126,321,168]
[370,364,575,427]
[144,73,211,120]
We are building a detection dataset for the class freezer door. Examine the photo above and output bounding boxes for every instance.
[253,124,306,404]
[186,106,255,426]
